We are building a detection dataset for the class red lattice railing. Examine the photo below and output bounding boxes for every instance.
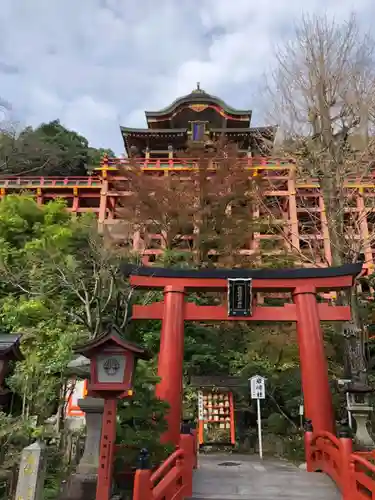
[306,429,375,499]
[0,158,294,189]
[105,156,295,171]
[349,454,375,499]
[0,176,101,187]
[133,431,197,500]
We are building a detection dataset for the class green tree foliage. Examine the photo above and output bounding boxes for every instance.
[0,195,169,494]
[0,200,133,392]
[0,195,143,417]
[0,196,90,418]
[0,195,138,338]
[0,120,113,176]
[115,361,171,468]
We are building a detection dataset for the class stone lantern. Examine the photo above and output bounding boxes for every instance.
[77,327,148,398]
[339,380,375,449]
[75,325,150,500]
[340,321,375,448]
[60,326,150,500]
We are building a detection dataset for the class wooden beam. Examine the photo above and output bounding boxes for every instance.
[130,274,355,292]
[132,302,351,322]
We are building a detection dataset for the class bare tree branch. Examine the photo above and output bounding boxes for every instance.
[263,13,375,383]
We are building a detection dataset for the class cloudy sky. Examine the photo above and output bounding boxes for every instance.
[0,0,374,154]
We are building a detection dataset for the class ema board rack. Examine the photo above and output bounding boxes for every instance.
[197,388,235,447]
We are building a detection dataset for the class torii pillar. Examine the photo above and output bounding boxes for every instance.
[155,285,185,445]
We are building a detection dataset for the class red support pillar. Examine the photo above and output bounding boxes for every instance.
[156,285,185,446]
[340,434,353,499]
[179,433,194,497]
[304,425,313,472]
[293,286,334,433]
[96,397,117,500]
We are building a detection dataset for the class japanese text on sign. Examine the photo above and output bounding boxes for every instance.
[198,391,204,420]
[250,375,266,399]
[227,278,252,317]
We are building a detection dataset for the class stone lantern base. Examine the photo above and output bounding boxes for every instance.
[59,397,104,500]
[59,473,98,500]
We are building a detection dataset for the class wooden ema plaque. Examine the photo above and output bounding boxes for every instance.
[197,389,235,446]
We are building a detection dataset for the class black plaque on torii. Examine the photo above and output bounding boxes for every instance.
[227,278,252,317]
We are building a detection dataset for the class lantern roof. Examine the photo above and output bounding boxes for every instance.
[74,325,151,361]
[66,355,91,377]
[0,333,23,361]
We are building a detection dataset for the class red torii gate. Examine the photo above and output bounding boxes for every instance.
[125,263,362,446]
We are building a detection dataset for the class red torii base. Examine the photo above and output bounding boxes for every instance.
[125,263,362,446]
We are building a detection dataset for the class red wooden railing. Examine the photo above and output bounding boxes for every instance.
[306,428,375,499]
[0,158,293,189]
[105,157,295,169]
[131,425,375,499]
[3,156,375,188]
[0,176,101,187]
[133,431,197,500]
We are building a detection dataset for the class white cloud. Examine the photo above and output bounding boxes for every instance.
[0,0,373,153]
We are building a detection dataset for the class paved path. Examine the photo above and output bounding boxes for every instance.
[190,454,341,499]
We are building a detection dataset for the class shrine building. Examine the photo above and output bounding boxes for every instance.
[119,83,276,160]
[0,86,374,274]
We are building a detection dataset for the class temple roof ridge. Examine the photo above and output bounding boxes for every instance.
[145,85,252,119]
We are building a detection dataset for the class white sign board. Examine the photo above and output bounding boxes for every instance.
[198,391,204,421]
[337,379,352,386]
[249,375,265,459]
[250,375,266,400]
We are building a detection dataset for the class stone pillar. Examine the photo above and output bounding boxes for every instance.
[15,441,46,500]
[59,397,104,500]
[76,398,104,474]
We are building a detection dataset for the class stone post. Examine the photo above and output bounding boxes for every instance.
[15,441,46,500]
[350,402,375,448]
[76,397,104,474]
[59,397,104,500]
